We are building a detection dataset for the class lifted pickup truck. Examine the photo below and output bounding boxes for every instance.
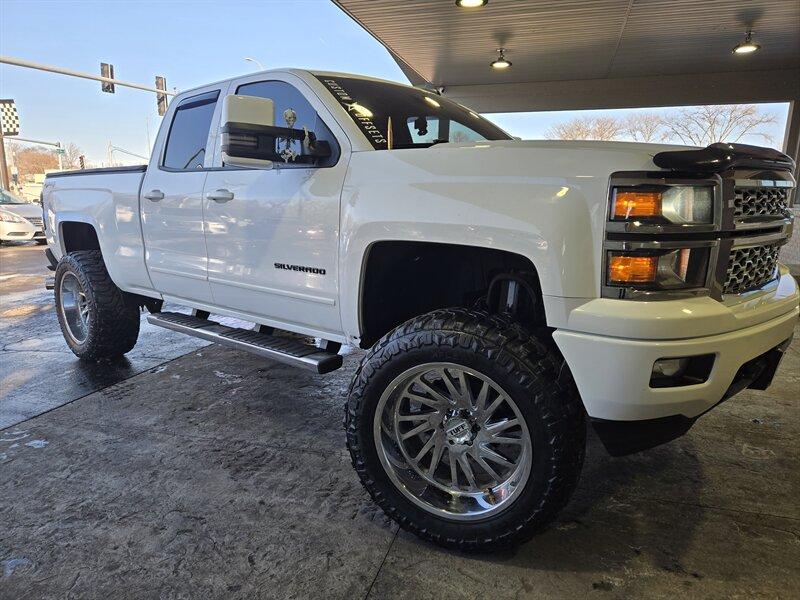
[42,69,798,550]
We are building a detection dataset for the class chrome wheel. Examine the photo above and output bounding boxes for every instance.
[59,272,90,344]
[374,362,532,521]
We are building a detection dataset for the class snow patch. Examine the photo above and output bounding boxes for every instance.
[24,439,49,449]
[0,431,29,443]
[214,370,243,384]
[2,557,31,578]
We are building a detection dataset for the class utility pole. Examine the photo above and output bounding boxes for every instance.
[145,115,152,153]
[109,143,149,162]
[0,128,9,189]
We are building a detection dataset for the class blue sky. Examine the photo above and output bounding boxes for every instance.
[0,0,789,165]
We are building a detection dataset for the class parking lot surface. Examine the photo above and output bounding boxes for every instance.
[0,243,207,429]
[1,241,798,598]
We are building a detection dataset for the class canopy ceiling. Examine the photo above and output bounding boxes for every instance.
[333,0,800,113]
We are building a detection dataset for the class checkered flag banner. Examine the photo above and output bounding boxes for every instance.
[0,99,20,136]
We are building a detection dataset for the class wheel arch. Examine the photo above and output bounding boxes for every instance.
[59,220,101,254]
[56,219,151,305]
[357,240,546,348]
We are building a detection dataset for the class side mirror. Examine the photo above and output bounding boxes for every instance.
[221,95,275,169]
[220,94,331,169]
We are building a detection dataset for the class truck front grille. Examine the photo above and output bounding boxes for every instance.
[723,243,781,295]
[733,186,790,218]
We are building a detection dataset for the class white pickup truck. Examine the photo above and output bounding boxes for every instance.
[42,69,798,550]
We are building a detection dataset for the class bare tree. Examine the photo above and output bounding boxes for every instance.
[545,104,776,147]
[545,116,624,141]
[661,105,776,146]
[622,112,664,142]
[63,143,84,169]
[7,144,59,178]
[593,117,624,141]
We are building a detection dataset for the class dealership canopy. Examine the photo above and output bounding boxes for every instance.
[333,0,800,160]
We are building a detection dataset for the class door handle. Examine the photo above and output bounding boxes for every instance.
[144,189,165,202]
[208,189,234,203]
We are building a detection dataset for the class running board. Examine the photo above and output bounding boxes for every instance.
[147,312,343,374]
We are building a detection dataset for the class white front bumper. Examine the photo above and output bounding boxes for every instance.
[553,271,799,421]
[0,221,37,241]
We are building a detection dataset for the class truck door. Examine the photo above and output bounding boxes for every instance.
[202,75,348,335]
[141,86,226,304]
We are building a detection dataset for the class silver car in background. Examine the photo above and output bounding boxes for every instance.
[0,189,46,245]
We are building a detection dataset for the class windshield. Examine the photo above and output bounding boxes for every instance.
[314,76,511,150]
[0,190,27,205]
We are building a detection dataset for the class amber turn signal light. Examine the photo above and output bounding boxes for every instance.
[608,254,658,284]
[612,190,662,219]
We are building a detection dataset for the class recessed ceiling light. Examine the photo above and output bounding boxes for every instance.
[455,0,488,7]
[490,48,511,69]
[733,30,761,54]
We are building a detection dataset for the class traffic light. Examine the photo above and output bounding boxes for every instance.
[156,76,168,116]
[101,63,115,93]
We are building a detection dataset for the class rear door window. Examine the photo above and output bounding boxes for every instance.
[162,90,220,170]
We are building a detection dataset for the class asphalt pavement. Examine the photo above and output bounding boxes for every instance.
[1,239,798,598]
[0,241,207,429]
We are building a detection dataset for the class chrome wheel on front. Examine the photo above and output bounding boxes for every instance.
[59,272,90,344]
[374,362,532,521]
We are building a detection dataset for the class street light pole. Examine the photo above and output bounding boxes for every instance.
[244,57,265,70]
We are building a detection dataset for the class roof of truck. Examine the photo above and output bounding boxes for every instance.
[176,69,415,98]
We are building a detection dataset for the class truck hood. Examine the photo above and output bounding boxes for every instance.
[345,138,708,299]
[427,138,698,166]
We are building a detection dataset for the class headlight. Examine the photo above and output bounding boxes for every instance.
[610,185,713,224]
[0,211,24,223]
[607,247,710,290]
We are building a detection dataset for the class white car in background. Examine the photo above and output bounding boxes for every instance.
[0,189,46,245]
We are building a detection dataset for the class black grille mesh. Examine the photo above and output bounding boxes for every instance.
[723,243,781,295]
[733,186,790,218]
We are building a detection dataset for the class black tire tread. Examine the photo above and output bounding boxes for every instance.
[345,307,585,551]
[55,249,140,360]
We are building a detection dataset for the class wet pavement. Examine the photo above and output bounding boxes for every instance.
[1,241,798,598]
[0,242,208,429]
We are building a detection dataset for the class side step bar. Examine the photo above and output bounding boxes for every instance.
[147,312,343,374]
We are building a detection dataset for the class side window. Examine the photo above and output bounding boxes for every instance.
[407,116,441,144]
[406,116,487,144]
[162,90,219,170]
[235,80,339,167]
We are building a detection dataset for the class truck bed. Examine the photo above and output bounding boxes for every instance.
[43,166,154,296]
[45,165,147,179]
